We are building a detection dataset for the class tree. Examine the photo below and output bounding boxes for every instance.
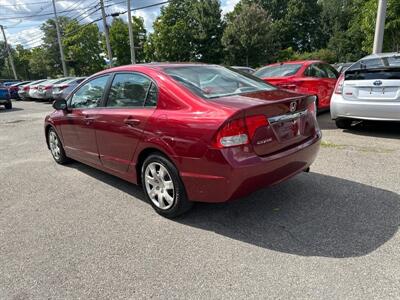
[63,20,104,76]
[276,0,323,52]
[108,16,147,65]
[29,47,51,78]
[319,0,366,62]
[191,0,224,63]
[41,16,71,76]
[222,2,277,67]
[359,0,400,53]
[145,0,223,62]
[147,0,194,61]
[13,45,32,79]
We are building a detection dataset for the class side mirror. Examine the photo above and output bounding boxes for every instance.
[52,98,68,111]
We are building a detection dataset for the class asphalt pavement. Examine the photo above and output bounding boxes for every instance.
[1,101,399,299]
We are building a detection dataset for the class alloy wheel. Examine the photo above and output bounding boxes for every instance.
[49,131,61,160]
[144,162,175,210]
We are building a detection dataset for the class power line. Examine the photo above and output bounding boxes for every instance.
[0,7,79,20]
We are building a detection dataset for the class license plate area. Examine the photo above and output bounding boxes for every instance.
[269,110,307,143]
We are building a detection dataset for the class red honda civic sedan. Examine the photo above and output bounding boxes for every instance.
[254,60,339,112]
[45,63,321,218]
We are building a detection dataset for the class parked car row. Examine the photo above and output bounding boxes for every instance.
[17,77,86,101]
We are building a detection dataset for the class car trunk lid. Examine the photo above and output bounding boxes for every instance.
[344,68,400,102]
[210,90,318,156]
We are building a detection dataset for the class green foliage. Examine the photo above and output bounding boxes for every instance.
[359,0,400,53]
[63,20,104,76]
[277,0,324,52]
[295,49,337,63]
[144,0,223,63]
[41,16,71,76]
[191,0,224,63]
[222,2,277,67]
[107,16,147,65]
[29,47,51,78]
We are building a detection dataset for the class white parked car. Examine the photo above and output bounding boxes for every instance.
[331,52,400,128]
[34,78,72,101]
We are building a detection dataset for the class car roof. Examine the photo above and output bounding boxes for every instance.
[361,52,400,60]
[264,60,322,67]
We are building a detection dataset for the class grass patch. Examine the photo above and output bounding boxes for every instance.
[320,140,344,149]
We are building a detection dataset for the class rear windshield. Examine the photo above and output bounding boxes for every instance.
[348,55,400,71]
[163,65,275,99]
[346,56,400,80]
[345,69,400,80]
[254,64,302,78]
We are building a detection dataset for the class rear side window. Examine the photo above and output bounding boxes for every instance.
[304,64,328,78]
[320,64,338,79]
[254,64,302,78]
[107,73,153,107]
[144,83,158,107]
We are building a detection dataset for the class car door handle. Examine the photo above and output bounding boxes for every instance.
[124,117,141,127]
[84,115,96,125]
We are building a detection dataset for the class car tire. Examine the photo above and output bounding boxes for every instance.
[5,102,12,109]
[141,154,193,218]
[335,118,352,129]
[48,128,70,164]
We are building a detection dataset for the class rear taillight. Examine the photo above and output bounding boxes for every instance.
[334,73,345,94]
[245,115,269,139]
[44,85,52,90]
[23,86,30,91]
[213,115,269,148]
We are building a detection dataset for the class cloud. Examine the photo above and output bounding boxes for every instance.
[1,0,239,47]
[6,27,44,48]
[221,0,239,15]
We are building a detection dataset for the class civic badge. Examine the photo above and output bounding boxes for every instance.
[373,80,382,86]
[289,101,297,112]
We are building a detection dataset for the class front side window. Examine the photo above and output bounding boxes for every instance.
[107,73,153,107]
[254,64,302,78]
[163,65,275,99]
[70,75,110,109]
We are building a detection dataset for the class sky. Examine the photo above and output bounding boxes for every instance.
[0,0,239,48]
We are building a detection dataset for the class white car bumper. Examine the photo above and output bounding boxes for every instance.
[331,93,400,121]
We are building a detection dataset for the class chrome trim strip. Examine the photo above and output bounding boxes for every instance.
[268,109,307,124]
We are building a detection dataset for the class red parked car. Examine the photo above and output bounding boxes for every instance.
[45,64,321,218]
[254,60,339,112]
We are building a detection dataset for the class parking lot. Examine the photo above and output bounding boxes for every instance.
[1,101,399,299]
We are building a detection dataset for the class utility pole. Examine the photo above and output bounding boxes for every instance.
[127,0,136,64]
[373,0,387,54]
[52,0,68,76]
[0,25,18,80]
[100,0,113,67]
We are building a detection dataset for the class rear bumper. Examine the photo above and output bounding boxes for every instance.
[331,93,400,121]
[179,134,321,203]
[35,92,52,99]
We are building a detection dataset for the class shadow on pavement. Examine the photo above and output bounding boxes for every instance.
[317,111,400,139]
[0,107,24,113]
[343,121,400,139]
[67,161,400,258]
